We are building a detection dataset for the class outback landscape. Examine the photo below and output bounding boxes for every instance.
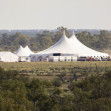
[0,61,111,111]
[0,0,111,110]
[0,29,111,111]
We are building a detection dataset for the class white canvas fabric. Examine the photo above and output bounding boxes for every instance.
[0,52,18,62]
[35,31,79,55]
[15,45,29,56]
[31,31,109,58]
[15,45,34,57]
[69,31,108,57]
[24,45,34,54]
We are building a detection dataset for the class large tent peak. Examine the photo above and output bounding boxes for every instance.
[69,30,77,40]
[24,45,34,54]
[72,30,75,35]
[25,45,29,48]
[63,30,66,36]
[19,45,23,49]
[62,30,68,40]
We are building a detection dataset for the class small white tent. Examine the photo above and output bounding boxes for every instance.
[15,45,29,57]
[0,52,18,62]
[24,45,34,55]
[15,45,34,62]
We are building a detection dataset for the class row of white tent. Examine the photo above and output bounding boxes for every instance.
[0,46,34,62]
[0,31,109,62]
[31,31,109,62]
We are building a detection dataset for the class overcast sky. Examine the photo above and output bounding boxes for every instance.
[0,0,111,30]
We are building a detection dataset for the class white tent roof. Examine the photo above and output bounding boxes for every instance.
[15,45,32,57]
[33,31,108,57]
[36,31,78,55]
[0,52,18,62]
[0,52,18,57]
[24,45,34,54]
[69,31,108,57]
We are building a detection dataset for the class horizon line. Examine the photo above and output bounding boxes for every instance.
[0,28,110,30]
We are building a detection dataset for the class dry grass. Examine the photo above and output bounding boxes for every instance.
[0,61,111,80]
[0,61,111,69]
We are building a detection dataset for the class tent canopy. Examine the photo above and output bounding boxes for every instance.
[34,31,79,55]
[69,30,108,57]
[0,52,18,62]
[15,45,34,57]
[32,31,109,57]
[24,45,34,54]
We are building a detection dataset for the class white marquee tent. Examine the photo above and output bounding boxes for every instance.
[36,32,77,54]
[30,31,109,62]
[0,52,18,62]
[15,45,34,56]
[24,45,34,55]
[15,45,34,62]
[31,32,78,61]
[15,46,28,57]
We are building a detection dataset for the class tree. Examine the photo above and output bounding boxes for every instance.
[57,26,71,37]
[40,37,52,48]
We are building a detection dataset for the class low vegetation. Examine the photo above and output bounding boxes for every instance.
[0,61,111,80]
[0,61,111,111]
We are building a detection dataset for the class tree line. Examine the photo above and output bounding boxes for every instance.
[0,29,111,52]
